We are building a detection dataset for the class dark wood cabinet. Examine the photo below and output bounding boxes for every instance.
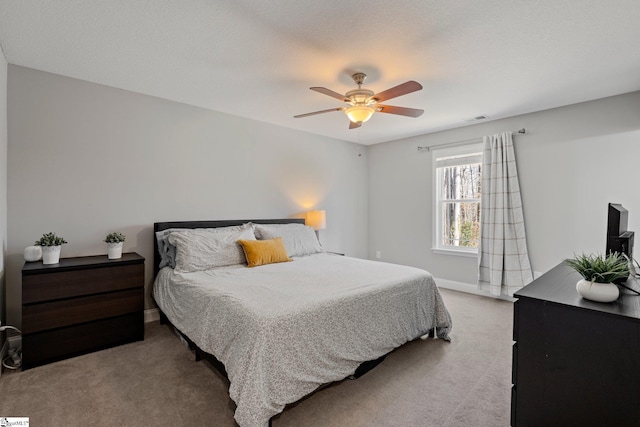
[511,263,640,426]
[22,252,145,369]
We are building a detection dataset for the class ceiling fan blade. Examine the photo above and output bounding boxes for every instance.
[372,81,422,103]
[349,121,362,129]
[310,87,349,102]
[377,104,424,118]
[294,107,344,118]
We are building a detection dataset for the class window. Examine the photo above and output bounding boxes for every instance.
[433,143,483,256]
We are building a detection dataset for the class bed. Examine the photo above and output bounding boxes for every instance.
[152,219,452,427]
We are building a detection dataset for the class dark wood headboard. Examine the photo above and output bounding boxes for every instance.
[153,218,306,277]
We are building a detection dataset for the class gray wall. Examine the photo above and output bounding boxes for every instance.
[6,63,640,328]
[7,66,369,328]
[368,91,640,285]
[0,48,7,329]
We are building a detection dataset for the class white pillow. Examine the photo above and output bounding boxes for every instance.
[168,223,256,272]
[253,223,324,257]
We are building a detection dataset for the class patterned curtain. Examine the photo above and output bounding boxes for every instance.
[478,131,533,296]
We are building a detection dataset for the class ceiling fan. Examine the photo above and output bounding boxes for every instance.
[294,72,424,129]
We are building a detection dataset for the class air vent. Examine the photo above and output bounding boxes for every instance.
[463,114,490,123]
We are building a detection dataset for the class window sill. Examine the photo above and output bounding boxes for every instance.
[431,248,478,258]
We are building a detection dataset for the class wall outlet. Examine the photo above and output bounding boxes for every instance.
[375,250,381,259]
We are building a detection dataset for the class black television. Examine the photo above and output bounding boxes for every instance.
[606,203,634,260]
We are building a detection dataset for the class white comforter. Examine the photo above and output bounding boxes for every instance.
[153,253,452,427]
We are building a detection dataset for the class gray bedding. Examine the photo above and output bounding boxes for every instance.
[153,253,452,427]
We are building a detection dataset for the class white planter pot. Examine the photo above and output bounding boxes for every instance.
[41,245,61,265]
[24,245,42,262]
[576,279,619,303]
[108,242,123,259]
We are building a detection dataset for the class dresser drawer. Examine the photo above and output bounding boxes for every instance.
[22,312,143,369]
[511,385,517,427]
[23,288,143,334]
[23,263,143,304]
[511,342,518,385]
[512,299,519,341]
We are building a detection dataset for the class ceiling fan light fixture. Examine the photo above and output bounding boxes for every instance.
[345,105,375,123]
[295,73,424,128]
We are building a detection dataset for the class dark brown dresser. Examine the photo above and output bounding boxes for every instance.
[511,262,640,426]
[21,252,145,369]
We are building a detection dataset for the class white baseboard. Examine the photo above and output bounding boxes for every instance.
[145,308,160,323]
[435,277,516,302]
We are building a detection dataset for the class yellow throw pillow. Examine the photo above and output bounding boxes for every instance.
[238,237,293,268]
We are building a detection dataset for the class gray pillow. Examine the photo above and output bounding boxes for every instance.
[253,223,324,257]
[155,228,180,269]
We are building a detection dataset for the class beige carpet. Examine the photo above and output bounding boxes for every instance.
[0,289,513,426]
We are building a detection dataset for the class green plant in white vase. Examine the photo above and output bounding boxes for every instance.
[105,232,126,259]
[564,252,629,303]
[35,232,68,265]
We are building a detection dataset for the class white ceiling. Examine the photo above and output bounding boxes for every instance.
[1,1,639,145]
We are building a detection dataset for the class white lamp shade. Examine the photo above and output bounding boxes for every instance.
[345,105,374,123]
[306,210,327,231]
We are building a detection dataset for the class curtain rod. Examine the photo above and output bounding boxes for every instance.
[417,128,526,152]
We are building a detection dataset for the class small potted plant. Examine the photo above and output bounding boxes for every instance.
[35,232,68,264]
[564,252,629,302]
[105,232,126,259]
